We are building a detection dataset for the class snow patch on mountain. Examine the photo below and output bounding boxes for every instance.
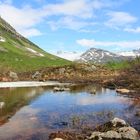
[0,36,6,42]
[26,48,44,57]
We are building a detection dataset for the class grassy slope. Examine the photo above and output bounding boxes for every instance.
[0,18,71,72]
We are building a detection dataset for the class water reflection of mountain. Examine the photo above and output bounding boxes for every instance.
[0,87,45,125]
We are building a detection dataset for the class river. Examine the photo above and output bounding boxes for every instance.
[0,84,140,140]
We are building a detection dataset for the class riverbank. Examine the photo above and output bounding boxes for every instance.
[0,62,139,93]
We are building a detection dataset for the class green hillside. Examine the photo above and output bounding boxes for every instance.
[0,17,71,72]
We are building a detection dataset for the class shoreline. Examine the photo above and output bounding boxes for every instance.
[0,81,71,88]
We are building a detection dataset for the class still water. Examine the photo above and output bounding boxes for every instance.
[0,84,140,140]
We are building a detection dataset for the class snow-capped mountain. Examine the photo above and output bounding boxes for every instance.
[118,49,140,58]
[53,51,82,61]
[77,48,126,63]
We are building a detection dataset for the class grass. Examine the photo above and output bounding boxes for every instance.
[105,61,131,70]
[105,57,140,70]
[0,51,71,72]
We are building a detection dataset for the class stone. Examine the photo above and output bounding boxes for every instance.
[111,117,127,127]
[87,131,102,140]
[59,68,65,75]
[2,77,10,82]
[53,138,64,140]
[32,71,41,79]
[116,88,130,94]
[53,87,70,92]
[101,131,122,140]
[0,102,5,109]
[9,71,18,81]
[83,65,97,72]
[119,127,139,140]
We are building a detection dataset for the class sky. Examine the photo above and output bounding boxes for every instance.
[0,0,140,53]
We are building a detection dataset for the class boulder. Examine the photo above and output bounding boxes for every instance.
[111,117,127,127]
[101,131,122,140]
[86,118,139,140]
[119,127,139,140]
[1,77,10,82]
[86,132,102,140]
[9,71,18,81]
[32,71,41,79]
[59,68,65,75]
[116,88,130,94]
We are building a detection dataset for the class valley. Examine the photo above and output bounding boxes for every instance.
[0,8,140,140]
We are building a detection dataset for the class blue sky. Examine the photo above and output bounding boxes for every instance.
[0,0,140,53]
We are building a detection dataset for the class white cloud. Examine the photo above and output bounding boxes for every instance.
[0,0,98,35]
[124,27,140,33]
[77,39,140,49]
[0,3,44,37]
[44,0,110,19]
[0,0,138,37]
[47,16,96,31]
[105,11,137,28]
[78,29,98,33]
[45,0,125,30]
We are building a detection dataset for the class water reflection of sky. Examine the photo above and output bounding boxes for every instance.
[0,86,139,140]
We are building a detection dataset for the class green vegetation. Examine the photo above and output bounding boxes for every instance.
[105,57,140,70]
[0,17,71,72]
[105,61,131,70]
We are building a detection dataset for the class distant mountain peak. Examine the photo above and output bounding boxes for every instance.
[77,48,126,63]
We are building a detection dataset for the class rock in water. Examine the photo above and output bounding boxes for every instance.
[53,87,70,92]
[53,138,64,140]
[116,88,130,94]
